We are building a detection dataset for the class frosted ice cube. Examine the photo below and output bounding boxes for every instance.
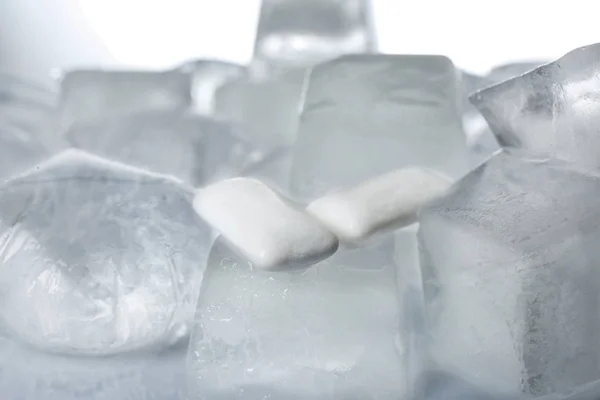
[0,334,186,400]
[418,150,600,398]
[178,59,246,115]
[194,178,338,270]
[0,124,60,182]
[306,168,451,244]
[240,146,295,195]
[214,76,302,152]
[66,110,257,185]
[58,69,191,133]
[0,74,58,145]
[291,54,468,201]
[187,235,405,400]
[470,43,600,168]
[486,61,547,84]
[0,150,212,355]
[252,0,377,77]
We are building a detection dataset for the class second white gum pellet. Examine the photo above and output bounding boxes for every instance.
[306,167,453,244]
[194,178,339,271]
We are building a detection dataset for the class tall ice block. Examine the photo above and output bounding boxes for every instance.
[0,150,212,355]
[291,54,467,201]
[418,149,600,398]
[252,0,377,77]
[187,236,406,400]
[58,69,192,133]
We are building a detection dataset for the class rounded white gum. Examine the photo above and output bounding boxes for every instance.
[306,167,453,244]
[193,178,339,270]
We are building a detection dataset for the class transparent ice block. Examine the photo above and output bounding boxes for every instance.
[66,110,258,185]
[0,74,58,145]
[252,0,377,79]
[291,54,468,201]
[187,236,405,400]
[58,69,192,133]
[178,59,246,116]
[418,149,600,398]
[0,150,212,355]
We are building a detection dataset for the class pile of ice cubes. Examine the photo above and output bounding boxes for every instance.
[0,0,599,399]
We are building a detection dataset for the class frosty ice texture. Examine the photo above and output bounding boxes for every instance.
[187,236,404,400]
[291,54,468,201]
[178,60,246,115]
[470,44,600,168]
[418,150,600,397]
[0,150,211,355]
[66,110,256,185]
[252,0,376,77]
[58,69,192,133]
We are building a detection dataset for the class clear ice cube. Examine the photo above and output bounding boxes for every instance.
[58,69,192,133]
[66,110,257,185]
[0,334,186,400]
[470,43,600,168]
[187,236,405,400]
[291,54,468,201]
[178,59,246,115]
[0,74,58,145]
[214,76,302,152]
[0,149,212,355]
[0,124,59,182]
[417,150,600,398]
[252,0,377,78]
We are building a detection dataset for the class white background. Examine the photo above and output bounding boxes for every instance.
[0,0,598,82]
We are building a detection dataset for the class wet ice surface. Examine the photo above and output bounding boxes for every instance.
[307,168,452,244]
[252,0,376,77]
[0,335,186,400]
[0,150,212,355]
[418,150,600,398]
[291,54,468,201]
[66,110,257,185]
[471,44,600,169]
[194,178,338,270]
[58,69,192,133]
[187,236,404,400]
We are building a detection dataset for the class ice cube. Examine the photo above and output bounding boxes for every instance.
[417,149,600,397]
[66,110,257,185]
[58,69,192,133]
[470,43,600,168]
[0,74,58,145]
[486,61,547,84]
[306,168,451,244]
[252,0,377,78]
[0,124,59,182]
[0,334,186,400]
[0,149,212,355]
[187,234,405,400]
[178,59,246,115]
[214,76,302,152]
[291,54,468,201]
[194,178,338,270]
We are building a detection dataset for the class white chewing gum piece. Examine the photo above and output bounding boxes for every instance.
[306,168,453,244]
[194,178,339,270]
